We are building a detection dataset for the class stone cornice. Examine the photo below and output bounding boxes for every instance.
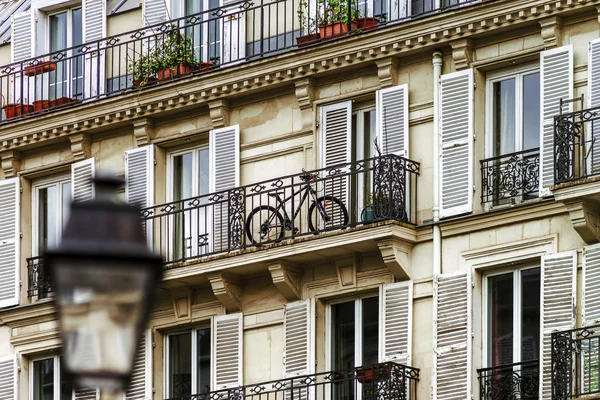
[0,0,595,156]
[0,300,56,327]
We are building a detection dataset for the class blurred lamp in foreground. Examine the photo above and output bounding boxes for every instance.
[45,176,163,390]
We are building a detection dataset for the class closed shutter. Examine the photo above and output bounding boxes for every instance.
[212,313,243,390]
[433,271,471,400]
[379,281,412,365]
[376,84,409,157]
[0,178,19,309]
[83,0,105,41]
[125,147,154,208]
[82,0,106,99]
[11,10,32,62]
[125,330,152,400]
[74,388,99,400]
[539,45,573,195]
[439,69,473,218]
[540,251,577,400]
[583,244,600,326]
[209,126,240,253]
[588,39,600,176]
[143,0,168,25]
[0,355,17,400]
[72,158,95,203]
[284,299,314,377]
[222,0,246,65]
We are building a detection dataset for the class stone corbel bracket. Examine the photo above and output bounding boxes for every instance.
[336,255,358,288]
[208,272,242,312]
[69,133,91,161]
[132,117,156,147]
[449,38,474,71]
[268,260,301,301]
[563,198,600,244]
[539,16,563,49]
[376,237,414,279]
[208,99,231,129]
[1,150,22,178]
[375,57,400,88]
[294,78,315,130]
[170,287,193,323]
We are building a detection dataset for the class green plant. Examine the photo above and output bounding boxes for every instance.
[297,1,318,34]
[155,25,197,69]
[129,54,160,86]
[316,0,360,26]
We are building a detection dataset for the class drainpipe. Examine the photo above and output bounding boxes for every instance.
[432,51,442,277]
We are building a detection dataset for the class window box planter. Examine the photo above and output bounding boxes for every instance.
[49,97,79,108]
[356,364,391,384]
[24,61,57,76]
[157,62,195,83]
[356,17,379,32]
[132,76,158,89]
[296,33,321,47]
[197,61,215,73]
[3,103,34,118]
[319,22,358,39]
[33,100,50,112]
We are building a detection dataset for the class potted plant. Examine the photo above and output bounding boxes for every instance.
[296,1,320,46]
[361,192,375,223]
[356,364,391,384]
[154,26,197,83]
[129,53,159,88]
[24,60,57,77]
[2,97,34,119]
[317,0,360,39]
[355,14,381,32]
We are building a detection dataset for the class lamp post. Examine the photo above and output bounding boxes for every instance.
[45,176,163,393]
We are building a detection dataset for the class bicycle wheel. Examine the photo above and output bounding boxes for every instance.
[246,205,285,245]
[307,195,349,232]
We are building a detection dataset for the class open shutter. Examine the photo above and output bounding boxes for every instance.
[540,251,577,400]
[439,69,473,218]
[284,299,314,377]
[0,355,17,399]
[583,244,600,326]
[213,313,243,390]
[74,388,99,400]
[433,271,471,400]
[379,281,412,365]
[588,39,600,176]
[539,45,573,195]
[82,0,106,99]
[0,178,19,309]
[143,0,169,26]
[125,147,154,208]
[125,329,152,400]
[72,158,95,203]
[11,10,32,63]
[377,84,409,157]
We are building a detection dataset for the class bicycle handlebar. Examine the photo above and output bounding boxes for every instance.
[299,168,319,182]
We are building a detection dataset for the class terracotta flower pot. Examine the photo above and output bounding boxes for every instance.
[3,103,34,119]
[357,365,391,384]
[296,33,321,47]
[318,22,358,39]
[356,17,380,32]
[157,62,196,83]
[49,97,76,107]
[24,61,57,76]
[33,100,50,112]
[197,62,215,73]
[132,76,158,88]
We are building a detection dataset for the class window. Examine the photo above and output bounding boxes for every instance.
[485,266,540,367]
[48,7,83,100]
[166,327,212,398]
[171,0,222,64]
[33,177,72,256]
[30,355,74,400]
[351,107,376,210]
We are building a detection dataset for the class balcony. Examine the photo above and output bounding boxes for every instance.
[142,154,419,267]
[480,148,539,205]
[477,360,539,400]
[552,326,600,400]
[164,361,419,400]
[27,255,53,299]
[0,0,482,123]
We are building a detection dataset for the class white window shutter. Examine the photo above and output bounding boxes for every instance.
[0,178,20,309]
[376,84,409,157]
[125,147,154,208]
[222,0,246,65]
[433,271,471,400]
[83,0,106,42]
[379,281,412,365]
[0,355,17,400]
[11,10,33,63]
[125,329,152,400]
[540,250,577,400]
[583,244,600,326]
[74,388,99,400]
[143,0,169,26]
[588,39,600,176]
[539,45,573,196]
[439,69,473,218]
[72,158,95,203]
[212,313,243,390]
[82,0,106,99]
[284,299,315,377]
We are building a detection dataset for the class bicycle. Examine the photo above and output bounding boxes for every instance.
[245,169,350,244]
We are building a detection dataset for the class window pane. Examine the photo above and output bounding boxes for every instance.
[488,273,514,366]
[332,301,355,371]
[71,8,82,46]
[186,0,202,15]
[59,357,74,400]
[362,297,379,366]
[521,268,541,362]
[33,358,54,400]
[38,186,59,254]
[198,148,210,197]
[174,153,194,201]
[493,78,516,156]
[523,73,541,150]
[196,328,211,394]
[61,181,72,231]
[169,333,192,398]
[50,12,67,52]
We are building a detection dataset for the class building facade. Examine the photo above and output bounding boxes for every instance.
[0,0,597,399]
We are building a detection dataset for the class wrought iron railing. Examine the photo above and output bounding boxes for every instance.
[480,148,539,204]
[552,325,600,400]
[142,154,419,267]
[27,256,53,299]
[554,106,600,184]
[477,360,539,400]
[164,361,419,400]
[0,0,483,123]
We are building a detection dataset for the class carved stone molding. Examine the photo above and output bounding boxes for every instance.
[563,199,600,244]
[267,260,301,301]
[376,238,413,279]
[132,117,156,147]
[336,255,358,288]
[208,99,231,129]
[207,272,242,312]
[170,287,193,323]
[449,38,474,71]
[539,16,563,49]
[375,57,400,88]
[0,150,22,178]
[69,133,91,161]
[294,78,315,129]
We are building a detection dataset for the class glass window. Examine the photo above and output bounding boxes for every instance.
[167,327,212,397]
[34,178,72,255]
[49,8,83,100]
[31,356,74,400]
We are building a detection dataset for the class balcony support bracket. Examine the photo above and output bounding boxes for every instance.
[268,260,301,301]
[375,57,400,88]
[449,39,474,71]
[132,118,156,147]
[69,133,91,161]
[294,78,315,129]
[208,99,231,129]
[563,198,600,244]
[377,238,413,280]
[539,16,563,49]
[0,150,22,178]
[208,272,242,312]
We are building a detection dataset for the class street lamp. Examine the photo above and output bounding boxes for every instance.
[45,176,163,391]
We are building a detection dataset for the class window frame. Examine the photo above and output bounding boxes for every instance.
[166,144,211,203]
[29,353,73,400]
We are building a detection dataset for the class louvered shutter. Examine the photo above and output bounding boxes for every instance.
[209,126,240,253]
[82,0,106,99]
[0,355,17,399]
[72,158,95,203]
[74,388,99,400]
[284,299,314,377]
[433,271,471,400]
[0,178,19,309]
[379,281,412,365]
[376,84,409,157]
[143,0,169,25]
[539,45,573,196]
[583,244,600,326]
[588,39,600,176]
[540,251,577,400]
[222,0,246,65]
[439,69,473,218]
[11,11,32,62]
[125,330,152,400]
[213,313,243,390]
[125,147,154,208]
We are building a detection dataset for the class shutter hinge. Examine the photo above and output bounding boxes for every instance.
[19,232,22,239]
[20,187,22,193]
[316,120,320,128]
[473,82,476,89]
[473,185,476,193]
[154,158,157,166]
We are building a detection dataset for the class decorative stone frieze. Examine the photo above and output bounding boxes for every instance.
[208,99,231,129]
[0,150,22,178]
[268,260,301,301]
[539,16,563,49]
[208,272,242,312]
[450,38,474,71]
[376,57,400,88]
[69,133,91,161]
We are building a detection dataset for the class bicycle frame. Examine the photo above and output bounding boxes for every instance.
[271,179,322,224]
